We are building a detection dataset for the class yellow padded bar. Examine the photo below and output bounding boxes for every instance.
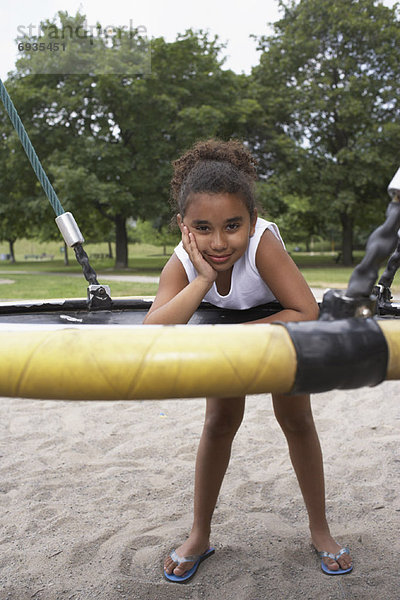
[0,324,297,400]
[378,320,400,379]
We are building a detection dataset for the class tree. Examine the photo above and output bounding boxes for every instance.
[8,11,148,267]
[131,219,180,255]
[253,0,400,264]
[8,13,257,267]
[256,180,328,249]
[0,99,51,261]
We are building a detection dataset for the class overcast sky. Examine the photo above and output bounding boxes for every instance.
[0,0,283,80]
[0,0,398,80]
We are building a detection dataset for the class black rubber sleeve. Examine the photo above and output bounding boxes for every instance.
[282,318,389,394]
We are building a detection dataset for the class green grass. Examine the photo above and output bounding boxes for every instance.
[299,267,354,287]
[290,251,363,267]
[0,240,398,300]
[0,239,172,271]
[0,240,170,300]
[0,273,158,301]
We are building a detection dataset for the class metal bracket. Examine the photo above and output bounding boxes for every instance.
[372,283,400,317]
[87,284,112,311]
[319,288,377,321]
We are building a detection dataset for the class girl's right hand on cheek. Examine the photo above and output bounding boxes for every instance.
[182,225,217,283]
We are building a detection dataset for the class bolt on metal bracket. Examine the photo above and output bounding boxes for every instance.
[87,284,112,311]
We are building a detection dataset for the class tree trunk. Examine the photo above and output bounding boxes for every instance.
[64,242,69,266]
[108,241,113,259]
[8,239,15,263]
[340,212,354,266]
[115,214,128,268]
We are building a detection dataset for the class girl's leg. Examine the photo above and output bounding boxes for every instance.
[272,392,352,572]
[164,395,245,577]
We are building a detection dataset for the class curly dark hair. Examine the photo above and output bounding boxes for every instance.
[170,139,258,217]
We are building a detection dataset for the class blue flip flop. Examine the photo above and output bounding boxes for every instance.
[318,546,353,575]
[164,547,215,583]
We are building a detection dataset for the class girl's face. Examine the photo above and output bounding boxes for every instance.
[178,193,257,272]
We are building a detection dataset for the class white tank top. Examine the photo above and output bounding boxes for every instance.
[174,217,285,309]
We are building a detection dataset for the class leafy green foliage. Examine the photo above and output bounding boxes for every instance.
[2,15,256,266]
[129,219,180,255]
[1,3,400,271]
[252,0,400,264]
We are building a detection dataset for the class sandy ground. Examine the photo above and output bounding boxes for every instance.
[0,381,399,600]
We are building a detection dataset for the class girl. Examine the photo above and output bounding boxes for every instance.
[144,139,353,581]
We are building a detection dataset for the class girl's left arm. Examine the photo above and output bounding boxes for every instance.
[249,229,319,324]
